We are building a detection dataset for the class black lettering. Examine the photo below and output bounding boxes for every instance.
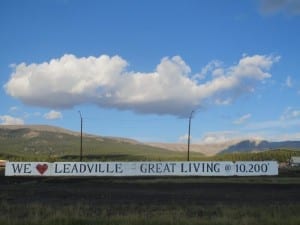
[206,163,214,172]
[80,164,87,173]
[116,163,123,173]
[71,164,78,173]
[170,163,176,172]
[55,164,62,173]
[99,164,105,173]
[214,163,220,173]
[156,163,163,173]
[12,164,25,173]
[163,163,171,173]
[140,163,147,173]
[181,163,188,173]
[107,164,114,173]
[24,164,31,173]
[249,164,254,173]
[261,163,268,173]
[149,163,155,173]
[192,163,201,172]
[87,164,94,173]
[63,163,71,173]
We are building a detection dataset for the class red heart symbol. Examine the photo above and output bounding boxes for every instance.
[36,164,48,175]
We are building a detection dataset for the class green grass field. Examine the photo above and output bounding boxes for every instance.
[1,176,300,225]
[1,202,299,225]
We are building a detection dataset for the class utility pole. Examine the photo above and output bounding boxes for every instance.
[78,111,83,162]
[187,110,195,161]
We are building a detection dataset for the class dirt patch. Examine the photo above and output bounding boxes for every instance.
[22,131,39,138]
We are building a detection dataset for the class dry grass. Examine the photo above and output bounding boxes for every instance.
[1,176,300,225]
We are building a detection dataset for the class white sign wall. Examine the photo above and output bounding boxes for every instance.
[5,161,278,176]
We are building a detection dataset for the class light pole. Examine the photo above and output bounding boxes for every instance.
[78,111,83,162]
[187,110,195,161]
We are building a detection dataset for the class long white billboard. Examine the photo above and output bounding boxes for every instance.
[5,161,278,176]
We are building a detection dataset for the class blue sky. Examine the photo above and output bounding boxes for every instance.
[1,0,300,143]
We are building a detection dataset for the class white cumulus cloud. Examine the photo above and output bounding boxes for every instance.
[200,131,238,144]
[285,76,293,88]
[280,107,300,120]
[199,131,264,144]
[178,134,190,143]
[44,110,63,120]
[234,113,252,125]
[9,106,19,112]
[4,54,279,117]
[0,115,24,125]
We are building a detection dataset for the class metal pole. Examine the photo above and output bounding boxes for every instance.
[78,111,83,162]
[187,110,194,161]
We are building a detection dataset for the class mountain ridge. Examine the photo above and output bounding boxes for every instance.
[0,124,140,144]
[220,139,300,154]
[1,125,300,157]
[0,124,204,161]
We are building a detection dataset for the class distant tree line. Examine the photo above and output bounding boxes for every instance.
[212,149,300,163]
